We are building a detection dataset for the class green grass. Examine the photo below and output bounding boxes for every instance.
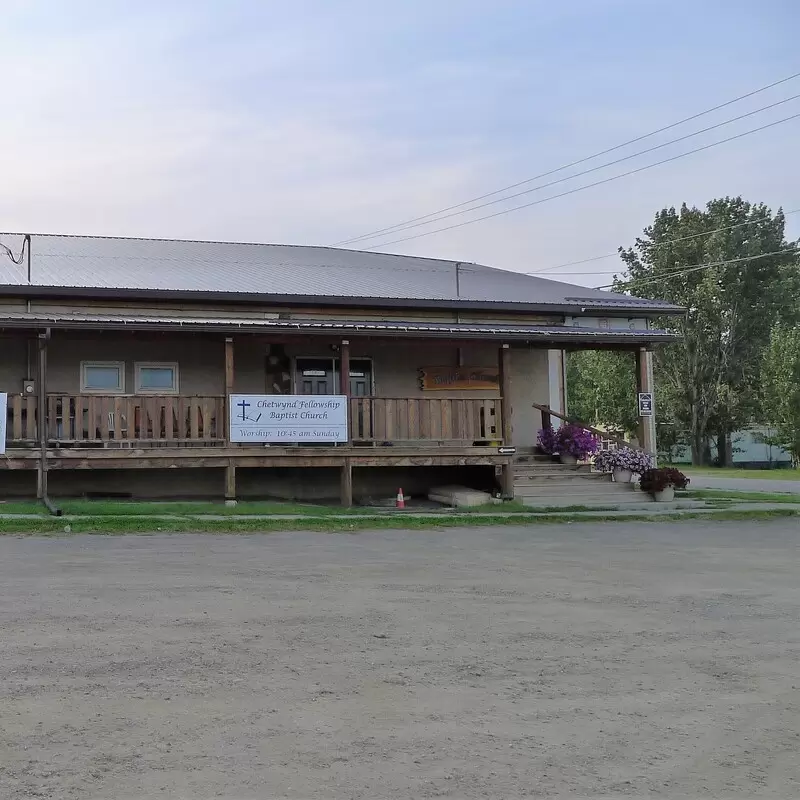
[689,489,800,504]
[0,498,618,518]
[683,467,800,480]
[0,507,797,536]
[0,499,393,517]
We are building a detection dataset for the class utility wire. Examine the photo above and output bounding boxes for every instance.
[332,71,800,246]
[361,112,800,250]
[0,237,28,265]
[337,94,800,246]
[594,248,799,290]
[529,208,800,274]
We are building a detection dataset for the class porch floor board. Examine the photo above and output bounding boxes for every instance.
[1,446,509,470]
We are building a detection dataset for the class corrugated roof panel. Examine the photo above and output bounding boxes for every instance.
[0,308,677,342]
[0,232,680,312]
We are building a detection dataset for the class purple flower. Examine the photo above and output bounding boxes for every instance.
[536,426,560,454]
[537,424,599,458]
[593,447,655,474]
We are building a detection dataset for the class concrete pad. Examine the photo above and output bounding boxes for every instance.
[428,485,497,508]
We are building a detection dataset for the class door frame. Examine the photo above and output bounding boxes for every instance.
[291,355,375,395]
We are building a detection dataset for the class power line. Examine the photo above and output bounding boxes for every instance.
[593,248,799,290]
[336,94,800,247]
[528,207,800,275]
[0,237,28,265]
[361,112,800,250]
[331,71,800,246]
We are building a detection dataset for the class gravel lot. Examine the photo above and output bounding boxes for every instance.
[1,522,799,799]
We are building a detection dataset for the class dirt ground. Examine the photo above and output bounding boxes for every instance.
[1,523,799,799]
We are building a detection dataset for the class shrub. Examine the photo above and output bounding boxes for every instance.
[639,467,690,495]
[593,447,655,474]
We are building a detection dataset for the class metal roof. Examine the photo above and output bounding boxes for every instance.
[0,309,677,344]
[0,232,682,315]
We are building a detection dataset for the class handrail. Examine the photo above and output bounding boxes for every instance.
[531,403,644,452]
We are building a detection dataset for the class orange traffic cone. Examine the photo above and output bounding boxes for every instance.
[395,488,405,509]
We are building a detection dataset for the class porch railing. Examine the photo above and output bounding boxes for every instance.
[5,394,226,446]
[348,396,502,444]
[4,394,502,448]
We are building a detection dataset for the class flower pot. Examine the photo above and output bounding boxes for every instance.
[612,468,633,484]
[559,453,578,466]
[653,486,675,502]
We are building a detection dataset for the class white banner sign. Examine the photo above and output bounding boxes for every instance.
[229,395,348,443]
[0,392,6,454]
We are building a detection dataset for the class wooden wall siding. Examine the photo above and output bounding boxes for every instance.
[4,394,226,446]
[349,397,501,444]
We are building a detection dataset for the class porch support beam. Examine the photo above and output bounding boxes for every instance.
[499,343,514,499]
[36,332,48,499]
[340,458,353,507]
[225,460,236,504]
[635,347,657,456]
[224,337,236,503]
[340,339,351,445]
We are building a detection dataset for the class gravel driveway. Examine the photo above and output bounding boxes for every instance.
[1,523,799,799]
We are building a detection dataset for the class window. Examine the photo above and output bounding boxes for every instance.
[135,362,179,394]
[81,362,125,393]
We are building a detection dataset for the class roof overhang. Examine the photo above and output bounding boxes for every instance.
[0,311,679,345]
[0,284,686,318]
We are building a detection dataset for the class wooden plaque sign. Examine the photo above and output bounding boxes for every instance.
[419,367,500,391]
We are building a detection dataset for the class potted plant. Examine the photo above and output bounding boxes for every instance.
[593,447,655,484]
[537,423,599,465]
[536,427,560,458]
[639,467,689,502]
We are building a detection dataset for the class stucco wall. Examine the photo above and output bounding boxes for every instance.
[509,348,550,448]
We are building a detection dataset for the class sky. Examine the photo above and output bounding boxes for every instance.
[1,0,799,289]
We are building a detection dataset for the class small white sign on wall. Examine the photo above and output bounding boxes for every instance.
[229,395,348,443]
[0,392,7,454]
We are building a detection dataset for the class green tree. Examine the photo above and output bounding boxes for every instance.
[616,197,798,465]
[566,350,638,433]
[761,324,800,466]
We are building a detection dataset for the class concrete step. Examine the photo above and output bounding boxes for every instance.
[514,485,639,498]
[520,493,653,507]
[513,472,610,482]
[513,461,594,470]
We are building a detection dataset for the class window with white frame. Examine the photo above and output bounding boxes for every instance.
[80,362,125,393]
[135,362,179,394]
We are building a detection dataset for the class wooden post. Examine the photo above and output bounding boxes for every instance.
[340,339,351,445]
[36,333,48,499]
[225,460,236,503]
[635,347,657,457]
[499,344,514,499]
[340,458,353,508]
[224,338,236,504]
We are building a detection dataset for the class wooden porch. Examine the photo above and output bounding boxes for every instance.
[3,393,511,506]
[4,394,503,448]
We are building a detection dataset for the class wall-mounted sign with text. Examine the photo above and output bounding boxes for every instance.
[638,392,654,417]
[229,395,348,443]
[419,367,499,391]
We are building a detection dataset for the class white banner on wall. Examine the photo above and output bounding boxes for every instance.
[229,395,348,443]
[0,392,7,455]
